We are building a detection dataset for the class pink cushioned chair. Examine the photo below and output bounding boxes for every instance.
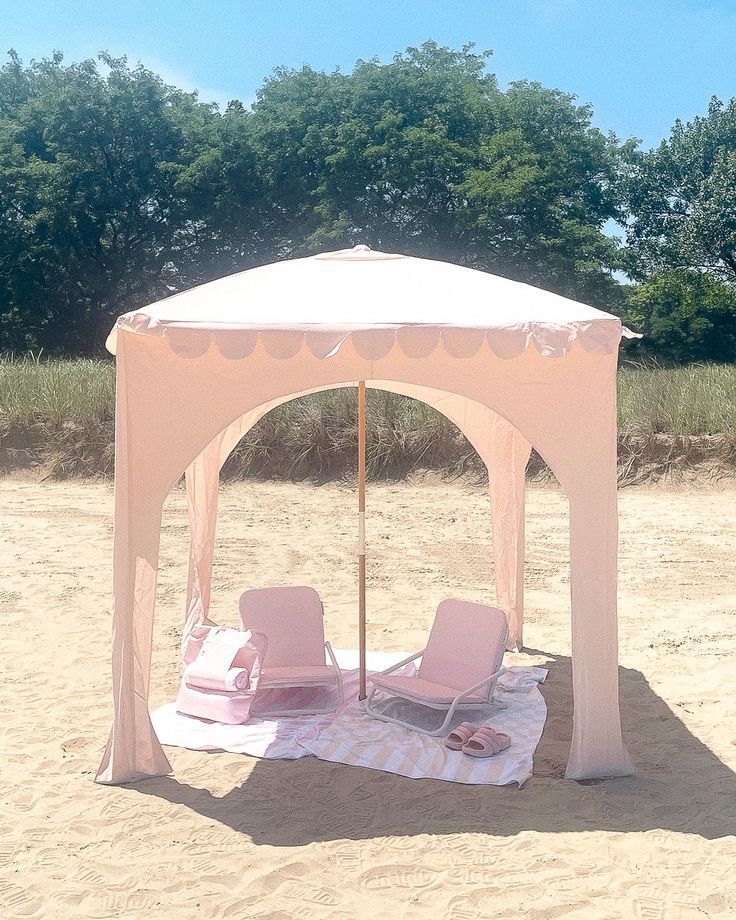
[238,586,344,716]
[366,599,508,735]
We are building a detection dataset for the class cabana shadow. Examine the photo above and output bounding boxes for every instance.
[132,652,736,844]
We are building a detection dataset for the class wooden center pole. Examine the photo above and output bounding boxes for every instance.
[358,380,367,700]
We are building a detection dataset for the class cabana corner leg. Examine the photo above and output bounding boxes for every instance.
[95,492,172,785]
[565,480,634,780]
[95,335,173,785]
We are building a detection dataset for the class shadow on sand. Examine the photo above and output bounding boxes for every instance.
[131,651,736,844]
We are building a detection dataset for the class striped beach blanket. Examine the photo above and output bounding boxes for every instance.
[150,650,548,786]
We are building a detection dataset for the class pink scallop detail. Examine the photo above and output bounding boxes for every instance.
[350,329,397,360]
[164,328,212,359]
[486,328,529,360]
[396,327,441,359]
[440,328,485,358]
[213,330,259,360]
[530,326,578,358]
[260,330,305,359]
[305,330,351,358]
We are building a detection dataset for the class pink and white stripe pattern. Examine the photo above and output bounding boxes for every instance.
[151,651,548,787]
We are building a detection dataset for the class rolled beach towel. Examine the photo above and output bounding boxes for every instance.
[184,664,249,693]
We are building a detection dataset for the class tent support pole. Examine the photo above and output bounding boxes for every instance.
[358,380,367,700]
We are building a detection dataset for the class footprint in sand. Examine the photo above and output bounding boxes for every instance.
[632,887,669,920]
[0,883,43,918]
[361,865,441,891]
[633,884,708,920]
[274,880,339,907]
[28,850,66,871]
[61,735,90,753]
[70,866,107,888]
[334,844,364,871]
[100,799,136,820]
[82,891,157,918]
[446,902,481,920]
[447,866,502,887]
[0,844,17,868]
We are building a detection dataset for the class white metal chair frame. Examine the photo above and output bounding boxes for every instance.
[365,625,508,736]
[254,639,345,718]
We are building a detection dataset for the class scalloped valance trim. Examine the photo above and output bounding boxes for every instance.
[106,314,626,360]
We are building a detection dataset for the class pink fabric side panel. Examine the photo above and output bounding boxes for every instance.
[95,334,172,784]
[487,415,531,651]
[183,429,225,649]
[562,352,634,780]
[183,411,255,650]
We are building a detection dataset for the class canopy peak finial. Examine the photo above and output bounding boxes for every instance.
[315,245,403,261]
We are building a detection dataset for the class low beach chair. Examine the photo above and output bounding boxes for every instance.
[238,586,344,716]
[366,599,508,735]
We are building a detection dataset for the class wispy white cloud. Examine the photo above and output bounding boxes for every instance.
[129,55,243,110]
[533,0,578,20]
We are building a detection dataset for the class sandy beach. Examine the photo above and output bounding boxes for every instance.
[1,474,735,919]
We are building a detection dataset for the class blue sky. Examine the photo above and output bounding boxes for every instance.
[3,0,735,149]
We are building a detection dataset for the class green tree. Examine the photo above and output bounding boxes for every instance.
[249,42,630,306]
[624,270,736,363]
[0,52,265,353]
[626,97,736,283]
[0,43,636,355]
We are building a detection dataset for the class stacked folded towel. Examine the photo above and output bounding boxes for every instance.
[184,663,249,693]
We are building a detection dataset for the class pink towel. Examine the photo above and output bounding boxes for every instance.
[184,664,249,693]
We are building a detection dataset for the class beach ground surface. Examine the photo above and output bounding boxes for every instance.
[1,475,734,919]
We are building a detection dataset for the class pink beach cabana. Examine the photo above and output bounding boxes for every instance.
[96,245,635,785]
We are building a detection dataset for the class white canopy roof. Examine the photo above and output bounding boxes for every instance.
[107,245,633,360]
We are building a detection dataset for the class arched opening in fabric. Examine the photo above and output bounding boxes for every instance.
[160,360,564,499]
[181,379,536,657]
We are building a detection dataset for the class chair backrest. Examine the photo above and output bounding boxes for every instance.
[238,586,326,668]
[418,599,507,694]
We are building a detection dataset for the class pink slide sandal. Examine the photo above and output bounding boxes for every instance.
[461,726,511,758]
[444,721,478,751]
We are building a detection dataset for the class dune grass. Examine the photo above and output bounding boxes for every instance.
[0,353,115,426]
[618,362,736,436]
[1,354,734,479]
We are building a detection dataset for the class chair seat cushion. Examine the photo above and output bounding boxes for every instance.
[370,673,487,705]
[259,665,339,688]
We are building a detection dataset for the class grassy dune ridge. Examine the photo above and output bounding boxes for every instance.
[1,356,735,481]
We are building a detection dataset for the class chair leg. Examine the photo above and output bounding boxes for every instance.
[256,646,346,718]
[364,688,467,736]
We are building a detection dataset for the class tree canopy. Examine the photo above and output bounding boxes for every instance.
[0,51,266,352]
[626,97,736,283]
[249,44,628,307]
[0,42,734,361]
[624,270,736,364]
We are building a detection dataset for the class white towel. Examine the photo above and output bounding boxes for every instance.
[184,664,249,693]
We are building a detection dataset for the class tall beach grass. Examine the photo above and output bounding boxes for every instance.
[1,355,734,480]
